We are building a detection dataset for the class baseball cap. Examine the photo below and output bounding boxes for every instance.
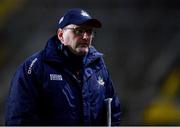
[58,8,102,29]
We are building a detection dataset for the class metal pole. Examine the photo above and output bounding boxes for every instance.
[105,98,113,127]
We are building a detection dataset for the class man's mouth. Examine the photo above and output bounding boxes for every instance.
[78,43,89,48]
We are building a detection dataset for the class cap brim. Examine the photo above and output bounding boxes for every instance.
[79,19,102,28]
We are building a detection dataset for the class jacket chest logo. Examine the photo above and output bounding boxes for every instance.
[97,76,104,86]
[50,74,63,81]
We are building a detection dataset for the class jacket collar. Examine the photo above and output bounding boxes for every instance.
[84,46,103,67]
[42,35,103,66]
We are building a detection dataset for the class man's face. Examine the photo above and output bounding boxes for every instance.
[58,24,94,56]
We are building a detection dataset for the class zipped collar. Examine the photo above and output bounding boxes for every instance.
[42,35,103,66]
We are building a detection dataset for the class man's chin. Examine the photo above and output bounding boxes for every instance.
[76,48,88,56]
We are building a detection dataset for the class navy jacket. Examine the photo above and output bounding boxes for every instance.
[5,35,121,126]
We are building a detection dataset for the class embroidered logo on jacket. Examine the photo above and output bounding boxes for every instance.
[27,58,38,74]
[50,74,63,81]
[97,76,105,86]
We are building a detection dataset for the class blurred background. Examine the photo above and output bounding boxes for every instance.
[1,0,180,125]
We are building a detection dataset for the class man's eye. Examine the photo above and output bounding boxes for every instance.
[75,29,84,34]
[74,28,93,35]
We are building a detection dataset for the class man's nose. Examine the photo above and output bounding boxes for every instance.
[82,32,90,40]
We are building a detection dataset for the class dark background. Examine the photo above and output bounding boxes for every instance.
[1,0,180,125]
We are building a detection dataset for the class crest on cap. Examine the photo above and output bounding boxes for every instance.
[81,10,90,17]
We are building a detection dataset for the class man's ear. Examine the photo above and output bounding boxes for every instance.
[57,28,64,42]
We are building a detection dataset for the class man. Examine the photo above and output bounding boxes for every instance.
[5,8,121,126]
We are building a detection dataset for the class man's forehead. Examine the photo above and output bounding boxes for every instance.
[66,24,93,29]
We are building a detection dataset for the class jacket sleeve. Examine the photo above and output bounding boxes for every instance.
[102,59,122,126]
[5,57,42,125]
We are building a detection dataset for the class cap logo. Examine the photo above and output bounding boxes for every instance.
[59,16,64,24]
[81,10,90,17]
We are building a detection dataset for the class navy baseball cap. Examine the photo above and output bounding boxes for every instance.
[58,8,102,29]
